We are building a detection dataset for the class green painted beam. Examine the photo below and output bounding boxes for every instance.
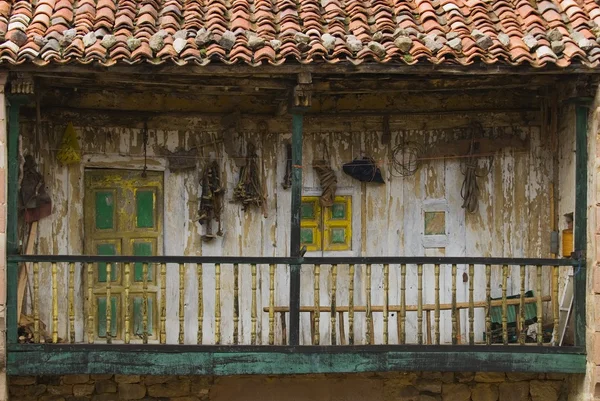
[574,104,589,348]
[6,346,586,375]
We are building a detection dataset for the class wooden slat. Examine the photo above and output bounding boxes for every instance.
[331,264,337,345]
[179,263,185,344]
[33,262,40,344]
[234,263,240,345]
[417,264,423,345]
[502,264,508,346]
[269,264,275,346]
[434,264,440,345]
[160,263,166,344]
[366,264,372,345]
[105,262,111,344]
[215,263,221,345]
[400,264,406,345]
[451,264,457,345]
[552,265,559,345]
[383,264,389,345]
[87,263,93,344]
[537,265,543,346]
[519,265,526,345]
[468,264,474,346]
[251,264,257,345]
[124,263,130,344]
[485,264,491,346]
[348,264,354,345]
[142,263,148,344]
[313,264,320,345]
[197,263,203,345]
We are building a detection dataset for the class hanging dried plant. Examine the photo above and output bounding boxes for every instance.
[233,142,265,212]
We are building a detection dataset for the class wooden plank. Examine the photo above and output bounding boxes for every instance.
[421,137,529,160]
[263,295,552,312]
[6,346,586,375]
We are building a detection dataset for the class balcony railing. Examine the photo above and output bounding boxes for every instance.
[6,255,586,376]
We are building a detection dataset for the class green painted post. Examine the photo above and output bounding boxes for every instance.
[7,96,25,344]
[574,104,589,348]
[289,112,303,345]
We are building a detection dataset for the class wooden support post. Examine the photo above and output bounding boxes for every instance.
[289,111,304,346]
[7,95,26,345]
[574,103,589,348]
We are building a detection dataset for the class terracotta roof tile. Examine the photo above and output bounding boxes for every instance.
[0,0,597,68]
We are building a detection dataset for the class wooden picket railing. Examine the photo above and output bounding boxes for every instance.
[7,255,581,348]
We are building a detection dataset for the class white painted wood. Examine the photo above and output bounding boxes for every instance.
[21,121,559,346]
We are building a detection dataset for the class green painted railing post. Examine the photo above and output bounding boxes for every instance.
[7,96,25,344]
[574,103,590,348]
[289,112,303,345]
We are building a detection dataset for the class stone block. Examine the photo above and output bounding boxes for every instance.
[143,375,173,385]
[455,372,474,383]
[63,375,91,385]
[73,384,95,397]
[39,376,62,386]
[474,372,505,383]
[190,377,213,394]
[9,384,47,397]
[419,395,441,401]
[506,373,538,381]
[594,332,600,364]
[441,373,454,383]
[40,396,67,401]
[92,395,119,401]
[546,373,567,381]
[10,376,36,385]
[66,397,92,401]
[530,380,562,401]
[47,385,74,396]
[95,380,117,393]
[118,383,147,400]
[171,397,201,401]
[499,381,529,401]
[441,383,470,401]
[471,383,499,401]
[116,375,141,384]
[417,379,442,393]
[90,375,113,381]
[148,379,190,398]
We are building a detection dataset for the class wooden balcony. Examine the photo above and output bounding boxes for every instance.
[6,255,586,376]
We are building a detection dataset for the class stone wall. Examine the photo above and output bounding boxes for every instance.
[8,372,582,401]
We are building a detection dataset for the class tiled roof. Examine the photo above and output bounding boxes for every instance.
[1,0,600,68]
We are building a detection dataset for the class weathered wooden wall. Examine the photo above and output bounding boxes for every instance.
[15,85,571,345]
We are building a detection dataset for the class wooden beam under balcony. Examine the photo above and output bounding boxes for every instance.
[6,344,585,376]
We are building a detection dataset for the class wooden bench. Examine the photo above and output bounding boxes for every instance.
[264,295,551,345]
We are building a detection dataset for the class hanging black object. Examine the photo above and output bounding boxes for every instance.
[342,157,385,184]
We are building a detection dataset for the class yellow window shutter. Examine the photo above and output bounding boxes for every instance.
[300,197,322,251]
[324,196,352,251]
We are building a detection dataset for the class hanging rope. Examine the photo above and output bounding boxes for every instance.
[313,144,337,207]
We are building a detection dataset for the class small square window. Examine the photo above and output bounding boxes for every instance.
[331,228,346,244]
[301,228,315,245]
[424,211,445,235]
[301,203,315,219]
[331,203,346,219]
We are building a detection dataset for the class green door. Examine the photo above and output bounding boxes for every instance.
[84,170,163,342]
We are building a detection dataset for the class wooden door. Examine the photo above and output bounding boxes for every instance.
[84,170,163,342]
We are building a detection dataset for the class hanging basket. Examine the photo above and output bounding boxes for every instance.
[56,122,81,165]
